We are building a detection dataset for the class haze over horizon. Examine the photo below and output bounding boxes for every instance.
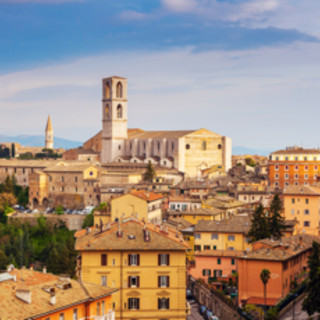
[1,0,320,151]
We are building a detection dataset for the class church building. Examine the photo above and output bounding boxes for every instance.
[84,76,232,177]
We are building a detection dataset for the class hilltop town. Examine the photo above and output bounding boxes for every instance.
[1,76,320,320]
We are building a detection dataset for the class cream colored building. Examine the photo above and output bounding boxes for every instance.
[83,76,232,177]
[75,218,189,320]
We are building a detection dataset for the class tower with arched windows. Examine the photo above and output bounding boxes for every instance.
[101,76,128,163]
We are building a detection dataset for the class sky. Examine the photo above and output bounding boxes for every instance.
[1,0,320,151]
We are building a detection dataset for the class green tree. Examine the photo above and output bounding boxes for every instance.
[260,269,271,315]
[55,205,64,215]
[245,157,256,167]
[143,161,156,182]
[2,176,15,193]
[0,249,9,270]
[247,204,270,243]
[302,241,320,316]
[11,143,15,158]
[268,194,285,240]
[82,211,94,228]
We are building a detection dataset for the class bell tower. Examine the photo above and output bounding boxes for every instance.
[45,115,54,149]
[101,76,128,163]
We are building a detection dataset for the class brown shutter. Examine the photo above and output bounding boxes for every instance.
[158,254,161,266]
[128,254,131,266]
[158,298,161,309]
[137,298,140,310]
[166,298,169,309]
[137,254,140,266]
[128,276,131,288]
[137,276,140,288]
[166,254,170,266]
[167,276,170,287]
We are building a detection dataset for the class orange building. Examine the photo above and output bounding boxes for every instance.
[268,147,320,189]
[0,268,116,320]
[283,184,320,236]
[238,234,319,307]
[189,250,243,282]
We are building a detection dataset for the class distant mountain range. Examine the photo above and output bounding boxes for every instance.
[0,135,82,150]
[0,134,272,155]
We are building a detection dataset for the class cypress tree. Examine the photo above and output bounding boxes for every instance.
[302,241,320,316]
[143,161,156,182]
[268,194,285,240]
[247,204,270,243]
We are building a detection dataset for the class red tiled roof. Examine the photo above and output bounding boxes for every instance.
[130,190,164,202]
[246,297,279,306]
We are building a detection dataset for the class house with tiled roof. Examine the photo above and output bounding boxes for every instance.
[238,234,320,308]
[0,268,116,320]
[109,190,164,224]
[75,217,189,320]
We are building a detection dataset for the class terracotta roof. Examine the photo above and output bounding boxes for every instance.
[128,129,195,140]
[271,148,320,155]
[246,297,279,306]
[194,215,251,233]
[242,234,320,261]
[283,184,320,196]
[130,190,164,202]
[0,159,57,168]
[75,218,189,251]
[195,250,244,257]
[43,164,98,173]
[164,217,193,230]
[0,269,116,320]
[169,196,192,203]
[168,207,224,216]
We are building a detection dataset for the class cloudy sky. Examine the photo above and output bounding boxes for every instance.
[1,0,320,151]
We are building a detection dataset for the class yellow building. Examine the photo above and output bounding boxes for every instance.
[283,184,320,236]
[193,214,252,252]
[110,190,163,224]
[75,218,189,320]
[0,268,116,320]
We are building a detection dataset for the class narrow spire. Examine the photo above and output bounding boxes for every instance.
[46,115,52,132]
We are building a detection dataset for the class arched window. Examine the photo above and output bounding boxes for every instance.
[202,141,207,150]
[117,104,123,118]
[116,82,123,98]
[105,82,110,99]
[185,144,190,150]
[105,104,109,118]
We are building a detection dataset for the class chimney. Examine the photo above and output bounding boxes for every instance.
[42,266,47,274]
[143,228,151,242]
[30,264,34,271]
[7,264,14,272]
[16,289,32,304]
[50,287,56,305]
[117,221,123,238]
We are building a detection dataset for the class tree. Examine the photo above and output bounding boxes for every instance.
[55,205,64,215]
[0,192,17,212]
[143,161,156,182]
[302,241,320,316]
[268,194,285,240]
[82,212,94,228]
[260,269,271,315]
[245,157,256,167]
[247,204,270,243]
[11,143,15,158]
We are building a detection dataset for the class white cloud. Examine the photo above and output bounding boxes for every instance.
[161,0,198,13]
[1,43,320,149]
[0,0,83,3]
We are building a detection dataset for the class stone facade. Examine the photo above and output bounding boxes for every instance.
[84,76,232,178]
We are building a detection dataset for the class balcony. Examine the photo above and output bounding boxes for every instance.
[94,311,115,320]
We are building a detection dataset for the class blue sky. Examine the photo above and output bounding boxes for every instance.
[1,0,320,151]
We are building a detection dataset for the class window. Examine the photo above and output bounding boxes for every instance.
[75,176,78,182]
[228,235,235,241]
[285,173,289,179]
[275,182,279,187]
[305,165,309,171]
[214,270,222,277]
[315,165,318,171]
[105,82,110,98]
[285,165,289,171]
[101,275,107,287]
[128,276,140,288]
[203,245,210,250]
[62,176,64,182]
[304,209,310,215]
[101,300,105,315]
[304,221,310,227]
[306,198,309,204]
[117,104,123,118]
[211,234,218,240]
[202,141,207,150]
[101,254,107,266]
[158,275,169,287]
[295,165,298,171]
[158,254,170,266]
[304,157,308,161]
[116,81,123,98]
[285,157,289,161]
[158,298,169,310]
[113,259,115,266]
[291,209,295,215]
[202,269,211,276]
[231,258,235,265]
[97,302,101,316]
[73,309,78,320]
[305,174,309,179]
[59,313,64,320]
[295,156,298,161]
[295,182,299,185]
[294,174,298,179]
[217,258,221,265]
[275,165,279,171]
[128,254,140,266]
[194,245,201,251]
[276,157,279,161]
[275,173,279,179]
[128,298,140,310]
[292,198,295,204]
[172,141,174,150]
[228,246,235,250]
[194,233,201,239]
[185,144,190,150]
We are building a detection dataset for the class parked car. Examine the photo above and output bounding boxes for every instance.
[186,289,194,300]
[199,305,207,315]
[205,310,219,320]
